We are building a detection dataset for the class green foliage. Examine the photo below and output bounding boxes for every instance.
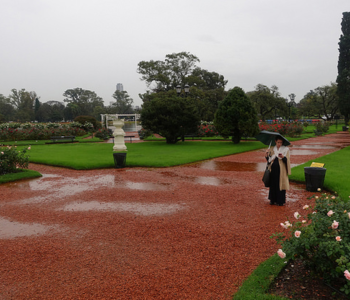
[337,12,350,125]
[0,145,30,175]
[74,115,99,130]
[315,121,330,134]
[272,193,350,294]
[94,128,111,140]
[63,88,104,120]
[214,87,259,143]
[110,90,134,114]
[247,84,287,122]
[138,128,152,140]
[140,92,200,144]
[299,83,339,121]
[137,52,228,122]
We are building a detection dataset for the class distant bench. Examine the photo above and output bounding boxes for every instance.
[124,135,135,143]
[50,136,76,143]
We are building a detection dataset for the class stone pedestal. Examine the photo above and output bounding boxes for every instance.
[113,119,127,151]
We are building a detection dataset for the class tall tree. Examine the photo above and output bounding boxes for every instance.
[214,87,259,144]
[137,52,200,92]
[140,91,200,144]
[337,12,350,125]
[111,90,134,114]
[0,94,15,122]
[247,84,286,122]
[299,83,339,120]
[63,88,104,119]
[9,88,37,122]
[138,52,228,121]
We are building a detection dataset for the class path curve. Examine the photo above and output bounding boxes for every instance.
[0,132,349,299]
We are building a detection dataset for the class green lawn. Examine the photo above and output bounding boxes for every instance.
[26,141,266,169]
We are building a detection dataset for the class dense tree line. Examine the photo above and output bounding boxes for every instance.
[0,87,135,123]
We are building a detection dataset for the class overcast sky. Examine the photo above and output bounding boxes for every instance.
[1,0,349,107]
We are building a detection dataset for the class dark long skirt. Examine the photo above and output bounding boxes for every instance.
[268,158,286,206]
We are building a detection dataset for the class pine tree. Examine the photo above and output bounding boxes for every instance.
[336,12,350,125]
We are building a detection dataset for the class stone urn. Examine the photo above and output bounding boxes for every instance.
[112,119,127,151]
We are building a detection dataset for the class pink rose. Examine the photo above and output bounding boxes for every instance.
[327,210,334,217]
[294,212,300,219]
[348,212,350,219]
[336,236,342,242]
[332,220,339,229]
[277,249,286,259]
[294,231,301,238]
[345,270,350,280]
[280,223,288,229]
[303,205,309,210]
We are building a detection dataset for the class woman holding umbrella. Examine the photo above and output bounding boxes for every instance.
[265,135,291,206]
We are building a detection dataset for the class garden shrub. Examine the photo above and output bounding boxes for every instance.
[74,116,100,130]
[272,192,350,295]
[138,128,152,140]
[95,128,111,140]
[197,124,218,137]
[0,145,30,175]
[315,121,330,134]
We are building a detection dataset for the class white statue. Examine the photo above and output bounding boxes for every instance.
[113,119,127,151]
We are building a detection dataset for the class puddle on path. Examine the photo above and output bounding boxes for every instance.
[60,201,185,216]
[188,161,299,172]
[0,217,55,239]
[290,149,317,155]
[193,176,228,186]
[259,187,301,203]
[115,181,170,191]
[190,161,268,172]
[293,145,338,149]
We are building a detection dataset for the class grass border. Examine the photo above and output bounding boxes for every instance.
[233,254,289,300]
[0,169,42,184]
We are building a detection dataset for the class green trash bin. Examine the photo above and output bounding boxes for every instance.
[113,152,127,168]
[304,167,326,192]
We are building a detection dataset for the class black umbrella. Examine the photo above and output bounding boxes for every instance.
[255,130,290,147]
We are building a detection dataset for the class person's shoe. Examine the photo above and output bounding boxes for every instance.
[270,202,275,205]
[278,204,284,206]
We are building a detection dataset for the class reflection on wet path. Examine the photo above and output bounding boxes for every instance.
[59,201,185,216]
[293,145,338,149]
[186,160,298,172]
[0,217,55,239]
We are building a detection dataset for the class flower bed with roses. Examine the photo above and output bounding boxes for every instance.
[0,145,30,175]
[259,122,304,137]
[0,122,87,141]
[272,191,350,295]
[197,124,219,137]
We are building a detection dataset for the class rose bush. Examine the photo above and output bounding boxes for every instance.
[0,122,87,141]
[272,192,350,295]
[0,145,30,175]
[258,122,304,137]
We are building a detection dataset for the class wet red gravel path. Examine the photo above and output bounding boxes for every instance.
[0,132,349,299]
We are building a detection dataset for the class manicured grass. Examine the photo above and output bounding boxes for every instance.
[233,254,288,300]
[289,146,350,200]
[26,141,266,169]
[0,169,42,184]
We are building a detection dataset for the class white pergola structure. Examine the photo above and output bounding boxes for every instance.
[100,114,140,130]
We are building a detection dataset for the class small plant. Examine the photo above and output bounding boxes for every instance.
[95,128,111,140]
[0,145,30,175]
[315,121,330,134]
[138,128,152,140]
[272,191,350,295]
